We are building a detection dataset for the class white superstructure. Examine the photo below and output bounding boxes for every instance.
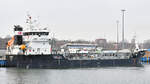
[6,15,52,55]
[23,29,51,55]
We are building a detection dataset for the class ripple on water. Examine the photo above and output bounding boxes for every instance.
[0,64,149,84]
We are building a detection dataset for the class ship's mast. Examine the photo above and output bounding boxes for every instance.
[27,14,32,31]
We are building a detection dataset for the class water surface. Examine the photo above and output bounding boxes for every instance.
[0,64,150,84]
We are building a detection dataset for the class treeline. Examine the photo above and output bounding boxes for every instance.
[51,38,134,50]
[0,37,11,50]
[1,37,150,50]
[52,39,148,50]
[142,40,150,49]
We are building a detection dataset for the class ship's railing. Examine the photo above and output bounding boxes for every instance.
[64,51,132,60]
[64,53,101,60]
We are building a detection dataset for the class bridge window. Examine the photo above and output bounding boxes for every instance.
[23,32,49,36]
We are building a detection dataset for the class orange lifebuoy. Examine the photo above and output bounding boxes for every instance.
[20,44,26,50]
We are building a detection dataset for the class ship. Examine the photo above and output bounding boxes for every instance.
[5,15,145,68]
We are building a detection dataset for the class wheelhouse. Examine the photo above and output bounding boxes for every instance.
[23,32,49,36]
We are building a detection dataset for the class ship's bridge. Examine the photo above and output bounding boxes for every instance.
[22,30,51,55]
[23,31,50,42]
[23,32,49,36]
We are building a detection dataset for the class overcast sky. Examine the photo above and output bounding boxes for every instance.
[0,0,150,43]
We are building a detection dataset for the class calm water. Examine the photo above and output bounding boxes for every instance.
[0,64,149,84]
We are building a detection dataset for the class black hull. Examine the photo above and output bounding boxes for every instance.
[6,54,143,69]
